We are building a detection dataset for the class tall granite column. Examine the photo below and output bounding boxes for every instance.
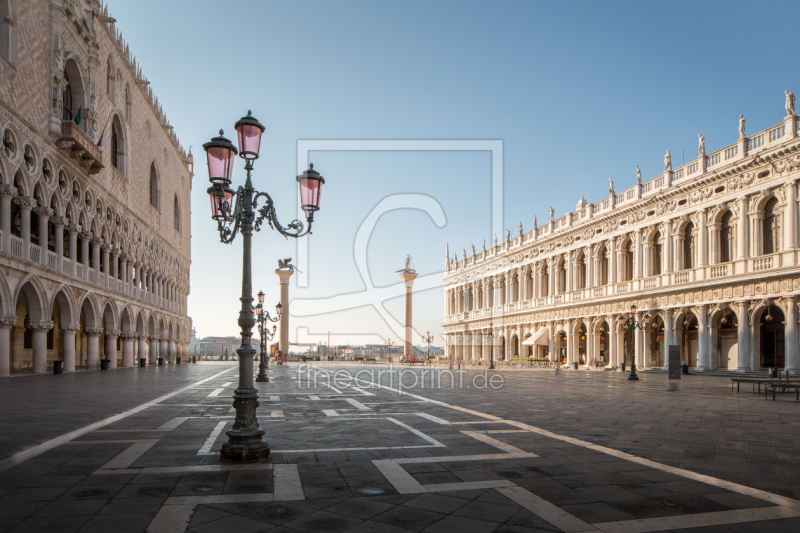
[398,270,419,358]
[276,269,294,355]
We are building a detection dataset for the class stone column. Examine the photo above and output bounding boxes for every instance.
[119,254,127,294]
[92,238,102,278]
[85,328,103,369]
[737,197,748,260]
[148,336,157,365]
[663,222,673,274]
[159,337,168,363]
[16,197,34,260]
[634,229,643,279]
[34,207,51,266]
[786,297,798,371]
[0,185,15,254]
[68,224,79,277]
[53,216,65,271]
[0,316,16,376]
[708,321,718,371]
[30,320,53,374]
[121,333,135,367]
[275,268,294,355]
[111,248,120,287]
[106,329,120,368]
[609,239,617,284]
[61,325,79,372]
[662,311,674,369]
[101,244,111,285]
[736,301,750,372]
[137,335,147,364]
[698,208,708,268]
[398,270,419,357]
[634,313,643,368]
[80,231,91,279]
[696,305,709,371]
[786,181,798,251]
[566,320,574,365]
[608,317,618,367]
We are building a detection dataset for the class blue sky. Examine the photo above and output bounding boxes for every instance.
[108,0,799,345]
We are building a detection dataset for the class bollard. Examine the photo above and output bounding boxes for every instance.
[53,360,63,375]
[100,359,109,371]
[139,358,146,368]
[573,362,578,370]
[157,357,164,366]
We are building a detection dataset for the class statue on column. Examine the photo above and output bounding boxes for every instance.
[664,150,672,172]
[698,134,705,157]
[739,114,746,138]
[463,249,466,261]
[404,254,413,271]
[505,229,510,242]
[549,206,554,222]
[786,90,796,116]
[608,177,614,196]
[635,166,641,184]
[533,215,537,229]
[471,244,475,256]
[482,238,486,251]
[494,234,498,247]
[519,222,523,237]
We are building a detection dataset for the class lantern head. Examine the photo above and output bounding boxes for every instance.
[234,111,265,161]
[207,184,235,221]
[297,163,325,217]
[203,130,237,185]
[630,304,637,315]
[258,290,265,304]
[276,302,283,316]
[618,314,625,326]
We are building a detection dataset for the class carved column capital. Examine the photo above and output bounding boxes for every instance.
[0,185,17,199]
[84,327,104,337]
[60,324,81,332]
[33,206,53,218]
[79,231,92,241]
[14,196,36,210]
[52,216,67,227]
[28,320,54,332]
[0,315,17,328]
[106,329,121,337]
[101,243,113,253]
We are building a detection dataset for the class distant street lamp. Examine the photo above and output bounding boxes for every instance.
[618,304,651,381]
[422,332,434,361]
[204,111,325,463]
[481,323,495,370]
[254,290,281,383]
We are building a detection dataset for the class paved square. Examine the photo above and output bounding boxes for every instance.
[1,363,800,532]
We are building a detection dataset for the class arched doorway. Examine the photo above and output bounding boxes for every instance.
[577,324,587,364]
[761,305,785,368]
[596,320,610,367]
[716,310,738,370]
[510,334,519,359]
[648,315,665,367]
[557,331,567,364]
[682,312,699,367]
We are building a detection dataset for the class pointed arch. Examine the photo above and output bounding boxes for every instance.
[78,292,100,329]
[149,163,159,210]
[49,284,77,327]
[13,274,47,322]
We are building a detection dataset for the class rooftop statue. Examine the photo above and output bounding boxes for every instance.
[698,134,705,157]
[636,166,641,184]
[739,114,746,138]
[787,90,796,116]
[608,177,614,196]
[664,150,672,172]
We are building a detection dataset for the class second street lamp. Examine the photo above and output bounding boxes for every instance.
[204,111,325,463]
[481,323,495,370]
[618,303,651,381]
[254,290,281,383]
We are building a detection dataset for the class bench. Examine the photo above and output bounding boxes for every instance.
[730,378,800,394]
[765,382,800,401]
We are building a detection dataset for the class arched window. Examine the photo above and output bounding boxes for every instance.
[763,197,779,255]
[624,241,633,281]
[720,211,733,263]
[0,0,14,62]
[61,68,72,122]
[62,60,84,130]
[110,115,125,175]
[684,222,694,270]
[149,164,159,210]
[652,231,662,276]
[558,259,566,294]
[576,252,586,289]
[541,264,549,297]
[106,57,115,99]
[173,195,180,233]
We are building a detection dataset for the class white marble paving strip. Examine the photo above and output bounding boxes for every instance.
[221,382,232,387]
[102,440,160,470]
[593,505,800,533]
[497,486,597,533]
[461,430,529,454]
[275,444,436,453]
[197,421,227,454]
[167,494,274,505]
[0,367,235,473]
[344,398,371,410]
[146,503,196,533]
[385,417,445,447]
[158,417,191,430]
[415,413,451,425]
[273,464,304,501]
[271,410,284,418]
[372,459,426,494]
[485,429,530,433]
[425,480,516,492]
[270,396,281,401]
[350,386,375,396]
[393,452,536,464]
[206,388,225,398]
[309,395,321,401]
[67,439,157,444]
[322,410,339,416]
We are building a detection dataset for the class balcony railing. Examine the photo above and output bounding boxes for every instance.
[29,244,40,264]
[675,271,691,283]
[643,276,659,289]
[710,264,728,278]
[10,236,22,258]
[753,256,774,271]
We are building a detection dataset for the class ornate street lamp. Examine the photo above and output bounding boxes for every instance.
[422,332,434,361]
[481,323,495,370]
[618,303,651,381]
[254,290,281,383]
[204,111,325,463]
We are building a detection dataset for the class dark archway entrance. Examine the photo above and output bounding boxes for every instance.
[761,306,785,368]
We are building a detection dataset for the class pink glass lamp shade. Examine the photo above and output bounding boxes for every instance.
[234,111,265,160]
[296,164,325,215]
[258,325,262,335]
[272,325,277,333]
[258,290,265,304]
[207,185,235,220]
[203,130,237,185]
[276,302,283,316]
[257,305,263,316]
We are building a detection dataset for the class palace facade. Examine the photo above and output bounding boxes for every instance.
[0,0,192,375]
[443,98,800,373]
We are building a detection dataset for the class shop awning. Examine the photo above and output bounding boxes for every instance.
[522,328,549,346]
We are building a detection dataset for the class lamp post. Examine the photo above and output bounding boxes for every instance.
[254,290,281,383]
[481,323,495,370]
[204,111,325,463]
[618,304,650,381]
[422,332,434,361]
